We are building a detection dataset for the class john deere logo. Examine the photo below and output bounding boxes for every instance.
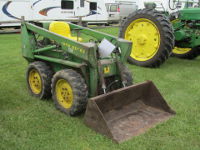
[104,66,110,74]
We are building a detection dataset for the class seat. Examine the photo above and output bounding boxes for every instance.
[49,21,82,42]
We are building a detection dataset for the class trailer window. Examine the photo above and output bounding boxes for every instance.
[80,0,84,7]
[90,2,97,10]
[110,5,118,12]
[61,0,74,9]
[106,4,109,11]
[186,2,193,8]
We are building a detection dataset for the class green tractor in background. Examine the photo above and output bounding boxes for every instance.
[172,6,200,59]
[120,0,200,67]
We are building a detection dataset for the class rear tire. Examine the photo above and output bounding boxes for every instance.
[113,64,133,89]
[51,69,88,116]
[119,9,174,67]
[101,64,133,94]
[26,61,53,99]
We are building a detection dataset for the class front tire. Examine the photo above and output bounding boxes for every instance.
[172,47,199,59]
[119,9,174,67]
[51,69,88,116]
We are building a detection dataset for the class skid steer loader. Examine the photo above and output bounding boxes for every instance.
[21,19,175,143]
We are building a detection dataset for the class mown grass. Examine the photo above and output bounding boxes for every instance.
[0,28,200,150]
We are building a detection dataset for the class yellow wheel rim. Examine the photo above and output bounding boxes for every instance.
[29,69,42,94]
[125,18,160,61]
[172,47,192,54]
[55,79,73,109]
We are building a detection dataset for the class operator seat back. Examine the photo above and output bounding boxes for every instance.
[49,21,82,41]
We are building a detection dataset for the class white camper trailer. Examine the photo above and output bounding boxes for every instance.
[0,0,120,27]
[136,0,199,13]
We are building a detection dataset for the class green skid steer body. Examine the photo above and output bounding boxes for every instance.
[21,20,175,143]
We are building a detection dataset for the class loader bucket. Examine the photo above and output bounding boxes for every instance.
[84,81,175,143]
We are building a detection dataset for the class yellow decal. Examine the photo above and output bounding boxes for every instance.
[104,66,110,74]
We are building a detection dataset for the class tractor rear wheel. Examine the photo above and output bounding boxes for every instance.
[172,47,199,59]
[51,69,88,116]
[26,61,53,99]
[119,9,174,67]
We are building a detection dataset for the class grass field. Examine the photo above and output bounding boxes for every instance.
[0,28,200,150]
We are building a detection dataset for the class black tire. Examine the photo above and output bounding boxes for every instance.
[104,64,133,93]
[119,9,174,67]
[26,61,53,99]
[172,47,199,59]
[51,69,88,116]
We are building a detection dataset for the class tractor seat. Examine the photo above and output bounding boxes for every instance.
[49,21,82,42]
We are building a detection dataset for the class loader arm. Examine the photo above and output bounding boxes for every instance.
[22,22,98,68]
[42,22,132,63]
[69,23,132,63]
